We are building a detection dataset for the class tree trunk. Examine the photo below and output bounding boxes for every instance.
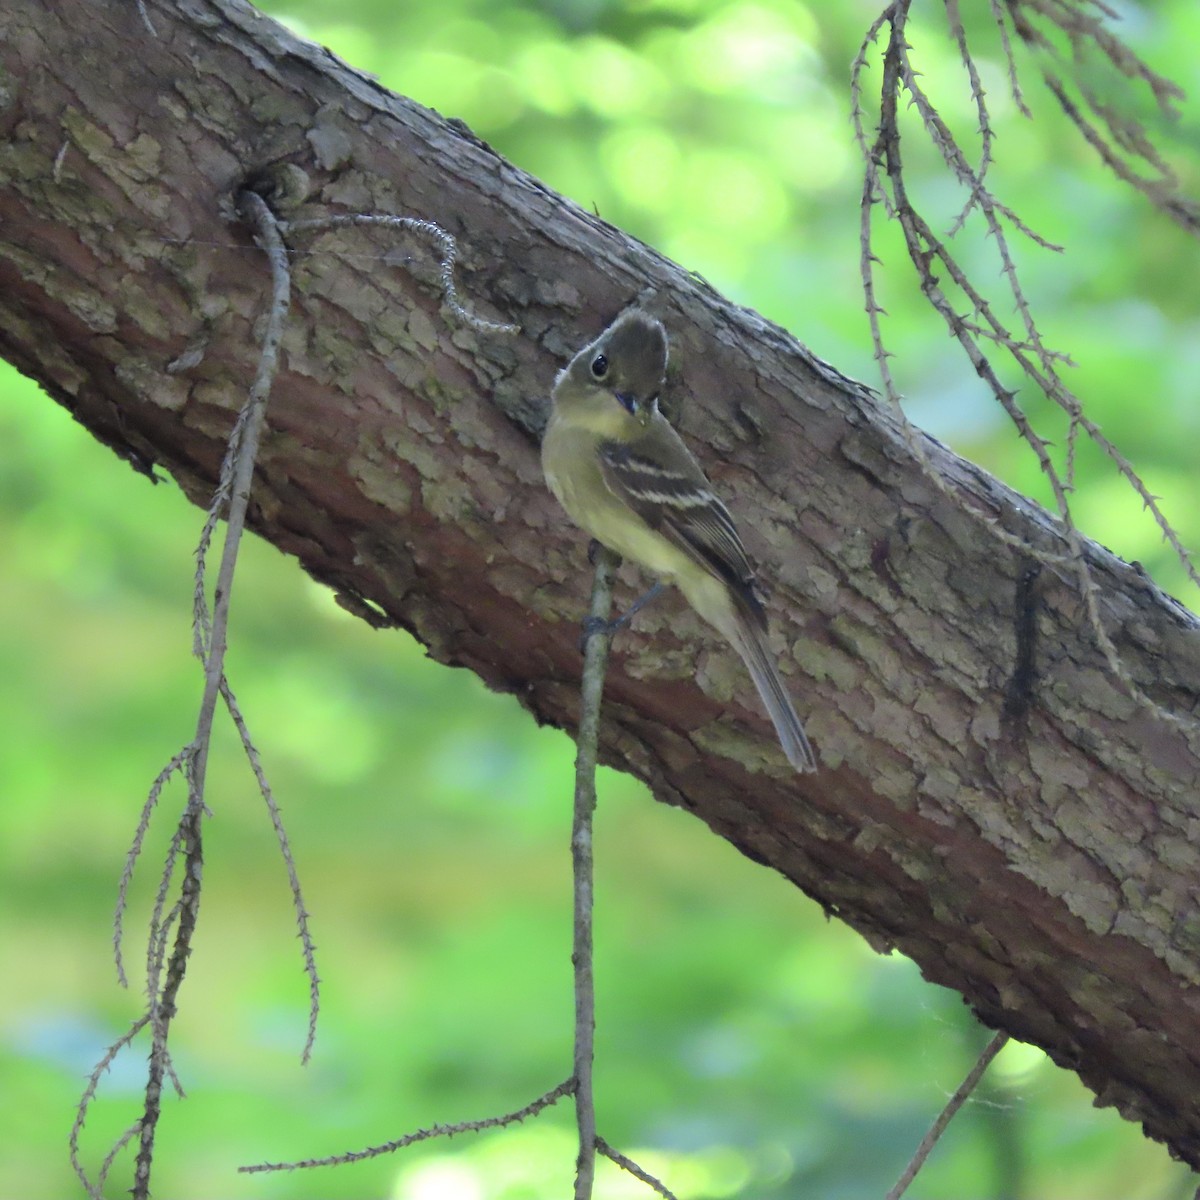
[4,0,1200,1168]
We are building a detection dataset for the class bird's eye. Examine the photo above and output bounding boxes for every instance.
[590,354,608,380]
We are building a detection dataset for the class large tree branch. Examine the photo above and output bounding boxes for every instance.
[4,0,1200,1167]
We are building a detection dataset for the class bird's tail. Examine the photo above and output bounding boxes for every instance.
[730,617,817,773]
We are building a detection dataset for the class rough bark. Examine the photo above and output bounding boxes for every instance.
[4,0,1200,1167]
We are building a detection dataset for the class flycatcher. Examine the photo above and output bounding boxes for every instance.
[541,311,817,773]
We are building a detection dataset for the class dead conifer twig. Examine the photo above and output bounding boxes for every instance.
[240,1078,577,1173]
[129,187,294,1200]
[886,1031,1010,1200]
[597,1136,680,1200]
[79,166,529,1191]
[283,213,520,335]
[570,545,619,1197]
[856,0,1198,732]
[75,188,296,1199]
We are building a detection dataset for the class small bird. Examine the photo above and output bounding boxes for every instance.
[541,311,817,773]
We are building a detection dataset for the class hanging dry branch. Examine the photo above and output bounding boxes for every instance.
[72,188,529,1195]
[70,189,298,1200]
[241,1078,577,1173]
[854,0,1198,732]
[885,1031,1010,1200]
[1010,0,1199,233]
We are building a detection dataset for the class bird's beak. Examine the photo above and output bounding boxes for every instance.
[615,392,637,415]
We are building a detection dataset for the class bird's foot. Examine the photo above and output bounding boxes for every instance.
[577,581,665,653]
[579,615,614,652]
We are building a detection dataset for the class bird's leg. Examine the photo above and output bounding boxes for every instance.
[580,581,665,650]
[614,580,665,627]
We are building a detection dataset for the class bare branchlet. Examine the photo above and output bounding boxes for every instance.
[1013,0,1198,233]
[69,1014,149,1197]
[283,213,520,335]
[597,1136,682,1200]
[74,191,299,1199]
[134,0,157,38]
[112,745,190,987]
[854,0,1198,734]
[74,189,524,1196]
[220,676,322,1059]
[571,545,619,1198]
[885,1031,1010,1200]
[241,1078,576,1173]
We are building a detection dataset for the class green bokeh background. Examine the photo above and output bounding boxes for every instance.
[3,1,1198,1197]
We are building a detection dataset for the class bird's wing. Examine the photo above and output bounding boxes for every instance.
[597,433,766,627]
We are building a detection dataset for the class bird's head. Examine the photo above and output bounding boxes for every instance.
[553,311,668,429]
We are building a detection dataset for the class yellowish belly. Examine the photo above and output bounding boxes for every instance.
[542,418,693,585]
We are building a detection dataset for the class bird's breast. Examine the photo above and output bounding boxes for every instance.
[541,416,693,584]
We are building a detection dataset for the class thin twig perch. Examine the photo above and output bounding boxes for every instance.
[239,542,675,1200]
[571,545,619,1198]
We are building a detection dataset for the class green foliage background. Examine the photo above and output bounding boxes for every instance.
[2,1,1197,1197]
